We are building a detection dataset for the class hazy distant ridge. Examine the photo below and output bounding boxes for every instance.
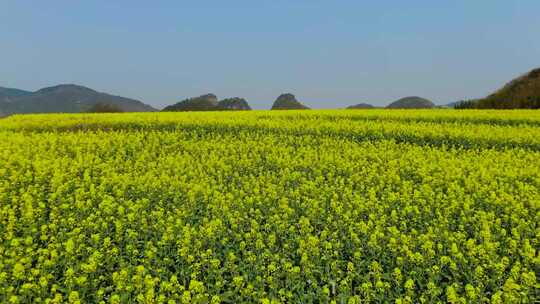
[0,84,156,114]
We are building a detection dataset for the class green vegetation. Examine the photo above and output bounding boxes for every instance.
[0,110,538,303]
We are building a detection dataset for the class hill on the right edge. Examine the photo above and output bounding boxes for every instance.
[460,67,540,109]
[386,96,435,109]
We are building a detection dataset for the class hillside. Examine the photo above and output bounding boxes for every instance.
[163,94,253,111]
[0,87,33,113]
[347,103,375,109]
[217,98,252,110]
[467,68,540,109]
[271,93,310,110]
[0,87,32,101]
[386,96,435,109]
[0,84,156,114]
[162,94,218,112]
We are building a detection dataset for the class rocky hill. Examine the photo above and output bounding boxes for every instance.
[0,84,156,114]
[162,94,219,112]
[217,97,252,110]
[163,95,253,111]
[271,94,310,110]
[386,96,435,109]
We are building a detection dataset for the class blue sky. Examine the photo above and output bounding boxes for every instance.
[1,1,539,109]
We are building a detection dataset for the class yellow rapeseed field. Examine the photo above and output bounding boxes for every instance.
[0,110,538,303]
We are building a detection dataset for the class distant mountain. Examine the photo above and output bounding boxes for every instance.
[462,68,540,109]
[347,103,375,109]
[0,87,33,114]
[217,97,252,110]
[386,96,435,109]
[0,87,32,101]
[0,84,156,114]
[271,93,310,110]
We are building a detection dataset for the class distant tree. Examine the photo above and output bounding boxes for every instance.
[454,100,478,109]
[87,102,123,113]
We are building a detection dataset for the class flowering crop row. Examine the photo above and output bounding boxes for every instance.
[0,110,538,303]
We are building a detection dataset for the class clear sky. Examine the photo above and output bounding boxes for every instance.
[1,1,539,109]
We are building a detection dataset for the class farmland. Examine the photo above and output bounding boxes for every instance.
[0,110,539,303]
